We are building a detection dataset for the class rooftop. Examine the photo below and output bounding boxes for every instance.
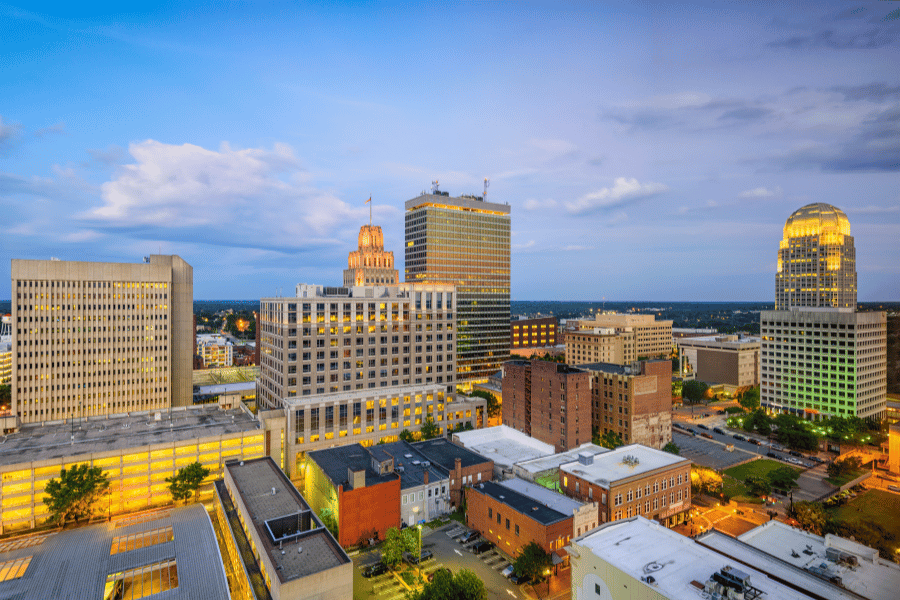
[675,334,761,348]
[0,504,228,600]
[514,442,610,475]
[498,478,584,516]
[412,438,493,471]
[378,441,448,489]
[225,458,350,583]
[735,520,899,600]
[574,516,819,600]
[472,481,569,526]
[195,381,257,395]
[560,444,690,488]
[281,383,444,409]
[307,443,398,491]
[452,425,555,469]
[0,405,260,467]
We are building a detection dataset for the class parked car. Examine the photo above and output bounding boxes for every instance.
[363,562,389,578]
[713,427,725,435]
[501,565,515,578]
[767,451,779,458]
[697,424,710,430]
[789,450,803,458]
[748,438,761,446]
[888,485,900,493]
[701,432,714,439]
[405,549,433,565]
[471,541,494,554]
[427,567,451,582]
[509,572,532,585]
[733,434,746,442]
[687,428,698,436]
[459,530,480,543]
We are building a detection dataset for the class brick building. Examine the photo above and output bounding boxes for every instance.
[559,445,691,527]
[413,437,494,507]
[502,360,591,452]
[511,316,558,349]
[578,360,673,449]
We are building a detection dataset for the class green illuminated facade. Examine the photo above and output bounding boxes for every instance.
[404,191,511,386]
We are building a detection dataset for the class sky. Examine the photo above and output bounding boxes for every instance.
[1,1,898,301]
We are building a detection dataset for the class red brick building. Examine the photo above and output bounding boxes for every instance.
[511,317,558,349]
[413,438,494,507]
[502,360,591,452]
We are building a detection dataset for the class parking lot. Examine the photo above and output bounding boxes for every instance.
[673,430,757,470]
[353,523,531,600]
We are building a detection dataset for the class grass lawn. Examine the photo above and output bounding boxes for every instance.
[829,489,900,539]
[724,459,799,482]
[825,469,867,487]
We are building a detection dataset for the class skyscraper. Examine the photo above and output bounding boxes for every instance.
[776,202,857,310]
[404,188,511,387]
[761,204,885,420]
[343,224,398,287]
[11,255,193,424]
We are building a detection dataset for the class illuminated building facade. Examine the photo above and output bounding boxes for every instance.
[405,190,511,386]
[568,314,672,361]
[10,255,193,425]
[343,224,399,287]
[776,203,856,310]
[511,316,558,349]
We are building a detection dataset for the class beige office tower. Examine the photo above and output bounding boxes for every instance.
[257,283,456,409]
[343,224,399,287]
[776,203,856,310]
[571,314,672,360]
[11,255,193,424]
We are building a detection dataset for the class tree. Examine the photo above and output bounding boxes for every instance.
[682,380,709,405]
[593,429,624,450]
[166,462,211,503]
[407,568,487,600]
[470,390,501,419]
[383,526,419,568]
[451,421,474,434]
[419,417,440,440]
[791,501,827,536]
[43,464,110,526]
[513,541,553,583]
[662,442,680,455]
[691,467,722,495]
[827,455,862,479]
[744,475,771,497]
[768,466,800,492]
[319,507,338,538]
[0,384,10,408]
[399,429,417,443]
[745,409,772,435]
[737,387,760,412]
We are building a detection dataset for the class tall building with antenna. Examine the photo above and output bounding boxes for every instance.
[404,182,511,387]
[343,224,398,286]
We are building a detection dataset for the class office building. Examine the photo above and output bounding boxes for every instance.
[405,188,511,387]
[465,479,597,565]
[10,255,193,424]
[570,314,672,360]
[196,333,234,368]
[343,223,399,287]
[565,326,636,366]
[578,360,673,449]
[761,203,886,420]
[502,360,592,452]
[0,315,11,385]
[0,504,229,600]
[776,202,856,310]
[511,316,558,350]
[217,457,352,600]
[559,444,691,527]
[257,283,456,409]
[0,404,266,534]
[571,517,823,600]
[675,334,760,388]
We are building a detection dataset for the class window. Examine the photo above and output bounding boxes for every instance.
[506,518,510,530]
[110,526,174,555]
[515,524,519,536]
[104,559,178,600]
[614,493,622,506]
[488,508,492,519]
[497,512,501,524]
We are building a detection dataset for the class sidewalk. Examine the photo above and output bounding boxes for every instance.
[521,568,571,600]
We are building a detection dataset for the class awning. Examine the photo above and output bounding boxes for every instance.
[551,552,565,565]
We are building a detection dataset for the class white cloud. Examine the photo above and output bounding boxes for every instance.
[562,245,593,251]
[523,198,558,211]
[529,138,578,156]
[63,229,103,243]
[0,115,20,149]
[564,178,668,215]
[513,240,536,250]
[739,186,782,198]
[84,140,366,250]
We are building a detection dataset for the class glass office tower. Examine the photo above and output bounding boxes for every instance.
[404,190,511,387]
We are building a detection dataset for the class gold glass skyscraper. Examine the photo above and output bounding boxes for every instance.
[404,190,511,386]
[776,202,856,310]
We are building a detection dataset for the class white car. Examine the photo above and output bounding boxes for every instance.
[501,565,514,578]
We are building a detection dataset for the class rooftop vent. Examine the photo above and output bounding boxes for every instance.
[621,455,640,467]
[578,452,594,466]
[405,454,413,458]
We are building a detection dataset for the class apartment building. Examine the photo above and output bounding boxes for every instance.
[570,314,672,360]
[502,360,592,452]
[511,316,558,349]
[565,327,635,365]
[196,334,233,368]
[559,445,691,527]
[257,283,456,409]
[578,360,673,449]
[10,255,193,424]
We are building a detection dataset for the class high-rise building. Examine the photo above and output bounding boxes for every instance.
[405,188,511,387]
[776,202,857,310]
[10,255,193,424]
[502,360,591,452]
[343,224,399,287]
[761,204,886,420]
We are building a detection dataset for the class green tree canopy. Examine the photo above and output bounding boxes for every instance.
[0,384,10,407]
[662,442,680,455]
[745,409,772,435]
[419,417,440,440]
[512,541,552,583]
[744,475,771,497]
[399,429,416,443]
[470,390,500,419]
[737,387,760,411]
[791,501,827,536]
[592,429,624,450]
[682,380,709,404]
[382,526,419,568]
[406,568,487,600]
[43,464,110,526]
[827,455,863,479]
[166,462,211,503]
[768,466,800,491]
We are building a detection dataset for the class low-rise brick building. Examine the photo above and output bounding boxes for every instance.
[559,444,691,527]
[413,437,493,507]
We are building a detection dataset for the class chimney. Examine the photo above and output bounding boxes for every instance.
[424,470,429,485]
[455,457,462,475]
[349,467,365,489]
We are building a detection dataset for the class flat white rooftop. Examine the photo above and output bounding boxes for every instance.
[452,425,555,469]
[574,517,818,600]
[560,444,689,487]
[736,520,899,600]
[196,381,257,395]
[515,442,609,475]
[499,478,584,516]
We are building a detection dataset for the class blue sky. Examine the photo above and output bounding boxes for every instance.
[1,1,898,301]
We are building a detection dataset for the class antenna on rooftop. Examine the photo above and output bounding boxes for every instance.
[431,180,440,194]
[483,178,489,199]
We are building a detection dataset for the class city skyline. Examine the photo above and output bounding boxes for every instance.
[1,2,898,301]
